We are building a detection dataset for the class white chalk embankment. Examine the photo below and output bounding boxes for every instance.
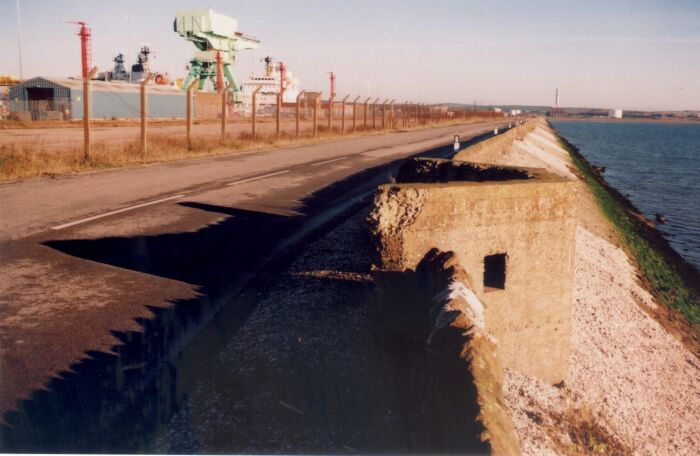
[497,119,700,456]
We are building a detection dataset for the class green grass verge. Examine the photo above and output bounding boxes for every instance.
[556,133,700,327]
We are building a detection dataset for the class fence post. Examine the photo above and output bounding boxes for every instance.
[313,93,320,137]
[340,95,349,135]
[363,97,371,129]
[327,95,334,134]
[295,90,305,137]
[221,86,229,140]
[389,99,395,129]
[140,73,153,158]
[382,99,389,129]
[352,96,360,132]
[186,77,198,151]
[252,85,262,140]
[276,92,281,138]
[82,67,97,161]
[372,97,379,129]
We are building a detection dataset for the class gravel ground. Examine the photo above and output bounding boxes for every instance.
[152,209,483,454]
[503,227,700,455]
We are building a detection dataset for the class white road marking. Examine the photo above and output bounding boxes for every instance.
[311,156,347,166]
[50,194,186,230]
[226,170,290,186]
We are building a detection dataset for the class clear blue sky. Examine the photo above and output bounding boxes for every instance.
[1,0,699,110]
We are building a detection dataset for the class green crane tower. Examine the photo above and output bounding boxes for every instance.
[174,9,260,105]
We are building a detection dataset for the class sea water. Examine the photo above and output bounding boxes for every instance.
[551,120,700,270]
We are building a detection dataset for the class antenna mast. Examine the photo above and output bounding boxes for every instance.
[16,0,23,80]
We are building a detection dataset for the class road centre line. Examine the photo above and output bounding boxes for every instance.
[310,156,347,166]
[50,194,186,230]
[226,170,290,186]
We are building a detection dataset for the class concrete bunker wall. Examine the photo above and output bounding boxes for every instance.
[453,120,538,164]
[369,170,576,384]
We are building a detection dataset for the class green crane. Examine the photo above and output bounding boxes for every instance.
[174,9,259,104]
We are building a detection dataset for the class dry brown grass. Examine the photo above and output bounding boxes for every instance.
[0,117,233,129]
[0,118,487,182]
[540,404,632,456]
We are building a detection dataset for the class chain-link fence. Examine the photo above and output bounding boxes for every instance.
[0,81,512,180]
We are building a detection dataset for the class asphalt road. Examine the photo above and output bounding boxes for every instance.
[0,121,504,450]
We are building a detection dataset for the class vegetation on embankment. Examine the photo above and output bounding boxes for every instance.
[555,131,700,342]
[0,118,489,182]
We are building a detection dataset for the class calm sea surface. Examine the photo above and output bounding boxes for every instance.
[551,120,700,270]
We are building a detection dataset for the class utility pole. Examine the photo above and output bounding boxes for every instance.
[15,0,23,80]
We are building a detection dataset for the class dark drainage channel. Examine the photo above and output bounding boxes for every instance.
[1,127,507,453]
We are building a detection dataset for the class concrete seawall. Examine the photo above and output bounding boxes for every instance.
[367,117,700,455]
[369,122,577,385]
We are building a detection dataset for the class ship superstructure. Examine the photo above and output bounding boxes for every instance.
[240,56,301,115]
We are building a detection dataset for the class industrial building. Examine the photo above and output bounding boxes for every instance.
[609,108,623,119]
[7,77,186,121]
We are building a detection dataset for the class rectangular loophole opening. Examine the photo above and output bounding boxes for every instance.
[484,253,507,291]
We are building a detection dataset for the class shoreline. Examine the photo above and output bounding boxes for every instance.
[550,117,700,125]
[551,124,700,348]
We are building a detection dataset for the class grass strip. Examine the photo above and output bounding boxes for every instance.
[555,131,700,330]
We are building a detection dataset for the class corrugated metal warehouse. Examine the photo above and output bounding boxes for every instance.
[8,77,187,120]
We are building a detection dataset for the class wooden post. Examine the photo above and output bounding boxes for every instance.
[389,99,395,129]
[363,97,371,129]
[276,92,281,138]
[186,78,198,151]
[352,96,360,132]
[295,90,305,137]
[327,95,334,133]
[372,97,379,129]
[313,93,320,137]
[381,99,388,130]
[140,73,153,157]
[221,86,229,140]
[252,85,262,140]
[82,67,97,161]
[340,95,349,135]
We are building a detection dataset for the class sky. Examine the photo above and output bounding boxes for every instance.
[1,0,699,111]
